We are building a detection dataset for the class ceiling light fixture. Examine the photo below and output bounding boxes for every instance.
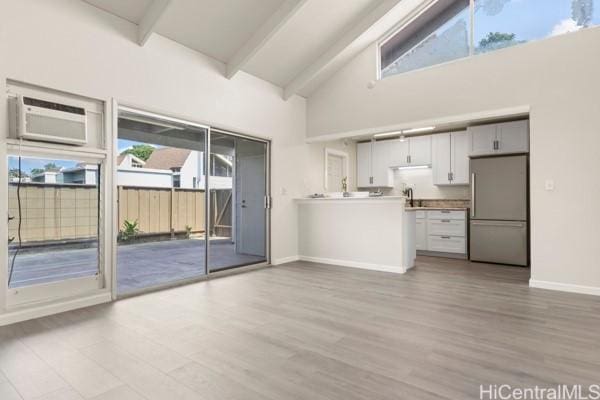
[402,126,436,134]
[373,131,402,138]
[396,165,430,170]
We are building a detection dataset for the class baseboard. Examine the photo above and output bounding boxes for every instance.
[272,255,300,265]
[299,256,407,274]
[0,292,112,326]
[529,279,600,296]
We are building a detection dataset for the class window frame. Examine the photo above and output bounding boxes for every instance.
[4,144,107,307]
[377,0,597,79]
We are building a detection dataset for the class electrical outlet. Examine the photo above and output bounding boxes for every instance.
[544,179,554,191]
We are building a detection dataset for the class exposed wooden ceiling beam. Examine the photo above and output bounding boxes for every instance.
[138,0,173,46]
[282,0,404,100]
[226,0,308,79]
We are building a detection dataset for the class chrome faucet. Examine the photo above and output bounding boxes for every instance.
[403,187,414,207]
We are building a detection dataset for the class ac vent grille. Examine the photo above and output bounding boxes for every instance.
[23,96,85,115]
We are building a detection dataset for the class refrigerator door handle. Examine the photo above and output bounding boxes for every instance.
[471,221,525,228]
[471,173,475,218]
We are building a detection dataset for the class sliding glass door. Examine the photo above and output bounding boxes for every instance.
[208,132,268,272]
[116,108,208,295]
[115,108,269,296]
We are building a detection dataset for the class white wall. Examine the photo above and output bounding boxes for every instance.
[0,0,306,284]
[307,27,600,292]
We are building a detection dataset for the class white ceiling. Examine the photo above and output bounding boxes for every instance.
[82,0,422,99]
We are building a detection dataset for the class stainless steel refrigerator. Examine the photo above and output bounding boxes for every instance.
[470,155,528,266]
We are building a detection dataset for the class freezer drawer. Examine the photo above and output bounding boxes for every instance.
[427,219,465,237]
[427,235,466,254]
[470,220,528,266]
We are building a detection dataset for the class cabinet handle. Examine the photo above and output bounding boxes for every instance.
[369,176,373,184]
[441,219,450,223]
[441,210,450,213]
[441,236,451,239]
[493,140,499,150]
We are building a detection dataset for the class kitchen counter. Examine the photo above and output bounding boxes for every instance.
[297,197,415,273]
[405,207,469,211]
[295,196,405,203]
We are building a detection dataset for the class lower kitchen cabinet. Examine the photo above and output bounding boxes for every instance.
[416,210,467,257]
[415,218,427,250]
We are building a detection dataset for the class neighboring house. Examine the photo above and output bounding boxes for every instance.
[135,147,232,189]
[31,171,59,184]
[117,153,173,188]
[61,164,98,184]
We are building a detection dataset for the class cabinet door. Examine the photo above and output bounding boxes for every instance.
[497,120,529,154]
[388,139,409,167]
[408,135,432,165]
[372,141,392,187]
[467,124,496,156]
[356,141,372,188]
[415,219,427,250]
[450,130,469,184]
[432,133,451,185]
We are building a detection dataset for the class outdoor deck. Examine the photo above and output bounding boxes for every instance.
[9,239,266,294]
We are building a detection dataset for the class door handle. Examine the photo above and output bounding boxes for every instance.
[471,222,525,228]
[471,173,476,218]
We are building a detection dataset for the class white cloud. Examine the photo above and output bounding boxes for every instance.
[550,18,582,37]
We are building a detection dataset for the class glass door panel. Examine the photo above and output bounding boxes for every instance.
[208,132,268,272]
[116,109,207,295]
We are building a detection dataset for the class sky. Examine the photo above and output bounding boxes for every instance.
[8,156,78,174]
[474,0,600,43]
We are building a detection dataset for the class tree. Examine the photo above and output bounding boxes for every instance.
[122,144,155,161]
[479,32,516,47]
[43,163,60,172]
[30,168,45,175]
[8,168,28,178]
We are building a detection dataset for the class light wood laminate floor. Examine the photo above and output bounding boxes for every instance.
[0,257,599,400]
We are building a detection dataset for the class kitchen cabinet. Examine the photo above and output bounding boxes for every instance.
[389,136,431,167]
[468,120,528,156]
[356,140,393,188]
[415,213,427,250]
[432,131,469,185]
[356,142,372,188]
[417,210,467,256]
[409,135,432,166]
[497,120,529,154]
[388,139,409,167]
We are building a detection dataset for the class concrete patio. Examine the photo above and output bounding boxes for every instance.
[8,239,266,294]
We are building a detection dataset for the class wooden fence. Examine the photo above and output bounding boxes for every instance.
[8,183,99,243]
[8,183,232,243]
[118,186,205,235]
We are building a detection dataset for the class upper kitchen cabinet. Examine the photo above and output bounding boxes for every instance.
[388,139,409,167]
[356,141,372,188]
[468,120,529,156]
[497,120,530,154]
[356,140,393,188]
[409,135,432,166]
[388,136,431,167]
[432,130,469,185]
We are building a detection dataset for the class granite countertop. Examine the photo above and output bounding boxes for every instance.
[405,207,469,211]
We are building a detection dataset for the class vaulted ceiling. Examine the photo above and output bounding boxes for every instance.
[82,0,428,99]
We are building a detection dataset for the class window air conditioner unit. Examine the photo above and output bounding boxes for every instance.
[17,95,88,145]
